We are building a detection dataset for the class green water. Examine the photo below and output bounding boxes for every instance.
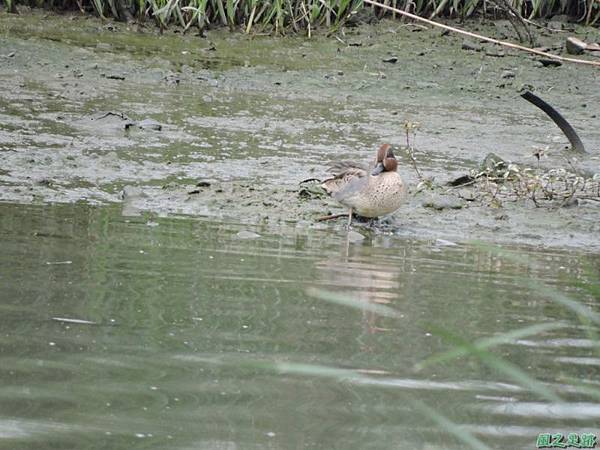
[0,202,598,450]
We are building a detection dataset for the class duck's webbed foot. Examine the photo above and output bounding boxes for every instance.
[350,214,376,228]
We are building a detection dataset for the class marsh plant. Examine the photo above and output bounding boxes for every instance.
[403,119,600,209]
[464,157,600,208]
[2,0,599,31]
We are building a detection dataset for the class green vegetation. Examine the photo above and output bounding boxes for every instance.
[1,0,599,32]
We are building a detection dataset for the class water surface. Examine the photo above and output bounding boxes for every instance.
[1,202,598,450]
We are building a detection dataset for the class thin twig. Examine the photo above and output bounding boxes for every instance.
[407,145,423,180]
[316,213,347,222]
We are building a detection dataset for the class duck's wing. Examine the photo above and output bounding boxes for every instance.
[327,160,368,174]
[321,162,368,196]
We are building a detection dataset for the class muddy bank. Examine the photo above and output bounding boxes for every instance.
[1,12,599,249]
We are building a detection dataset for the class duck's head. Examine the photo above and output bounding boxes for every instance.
[372,144,398,175]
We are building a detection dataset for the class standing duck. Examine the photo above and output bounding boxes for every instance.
[321,144,407,226]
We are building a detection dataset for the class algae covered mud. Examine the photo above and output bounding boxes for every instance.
[1,11,600,247]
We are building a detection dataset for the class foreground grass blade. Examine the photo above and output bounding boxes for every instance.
[560,377,600,401]
[428,326,562,402]
[306,287,404,318]
[417,321,566,369]
[274,361,368,380]
[533,282,600,326]
[473,242,600,326]
[273,361,491,450]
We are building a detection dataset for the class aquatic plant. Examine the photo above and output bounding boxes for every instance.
[2,0,598,31]
[457,159,600,208]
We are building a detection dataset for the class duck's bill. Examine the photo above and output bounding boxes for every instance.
[371,162,384,176]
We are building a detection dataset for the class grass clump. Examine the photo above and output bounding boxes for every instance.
[2,0,599,32]
[459,155,600,209]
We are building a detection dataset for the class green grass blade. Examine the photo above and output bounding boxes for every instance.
[226,0,237,29]
[472,243,600,326]
[107,0,119,19]
[91,0,107,19]
[417,321,566,369]
[429,326,562,402]
[274,361,369,381]
[214,0,228,25]
[306,287,404,319]
[138,0,145,20]
[560,377,600,401]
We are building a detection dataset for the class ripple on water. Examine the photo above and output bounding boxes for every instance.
[0,202,599,450]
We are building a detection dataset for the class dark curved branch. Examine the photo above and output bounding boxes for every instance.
[521,91,586,154]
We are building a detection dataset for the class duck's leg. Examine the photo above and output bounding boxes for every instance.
[346,208,353,229]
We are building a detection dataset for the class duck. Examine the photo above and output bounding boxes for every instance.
[321,144,407,226]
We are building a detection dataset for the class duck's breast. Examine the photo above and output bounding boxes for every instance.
[338,172,407,217]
